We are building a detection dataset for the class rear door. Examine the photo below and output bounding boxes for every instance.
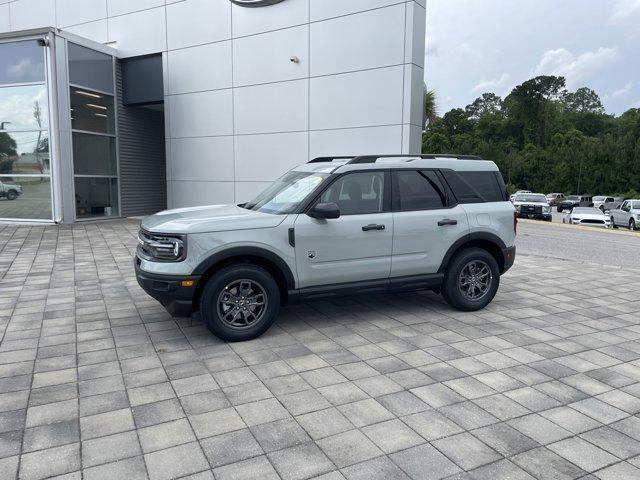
[293,170,393,288]
[390,170,468,277]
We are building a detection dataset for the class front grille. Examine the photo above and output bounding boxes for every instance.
[580,219,605,224]
[521,205,542,214]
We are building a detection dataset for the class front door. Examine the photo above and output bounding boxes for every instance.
[293,171,392,288]
[390,170,469,277]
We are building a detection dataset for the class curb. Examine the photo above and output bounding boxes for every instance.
[519,218,640,237]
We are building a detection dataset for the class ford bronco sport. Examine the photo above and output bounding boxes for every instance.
[135,155,517,341]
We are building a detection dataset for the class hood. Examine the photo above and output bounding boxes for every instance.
[571,211,607,219]
[141,204,287,234]
[513,201,548,207]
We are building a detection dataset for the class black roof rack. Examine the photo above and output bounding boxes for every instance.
[348,154,482,164]
[307,156,354,164]
[307,154,481,165]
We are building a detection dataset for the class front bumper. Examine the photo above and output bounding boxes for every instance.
[134,256,200,317]
[502,246,516,273]
[517,212,552,221]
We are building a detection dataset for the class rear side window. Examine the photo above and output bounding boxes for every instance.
[441,170,507,203]
[394,170,446,211]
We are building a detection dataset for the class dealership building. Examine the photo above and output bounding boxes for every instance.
[0,0,426,223]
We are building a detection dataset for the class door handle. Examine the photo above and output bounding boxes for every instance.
[362,224,386,232]
[438,219,458,226]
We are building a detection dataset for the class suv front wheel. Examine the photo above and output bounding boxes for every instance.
[441,248,500,311]
[199,264,280,341]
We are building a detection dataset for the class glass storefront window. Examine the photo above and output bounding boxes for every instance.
[72,132,116,176]
[0,131,50,175]
[0,176,51,220]
[70,87,115,134]
[74,177,118,218]
[0,40,46,85]
[68,43,114,94]
[0,85,49,130]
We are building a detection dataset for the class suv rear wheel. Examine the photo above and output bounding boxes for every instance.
[630,219,637,231]
[441,247,500,311]
[199,264,280,341]
[6,190,17,201]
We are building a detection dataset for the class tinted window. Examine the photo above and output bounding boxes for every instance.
[0,40,45,85]
[70,87,115,134]
[395,170,445,211]
[441,170,506,203]
[68,43,114,94]
[320,171,385,215]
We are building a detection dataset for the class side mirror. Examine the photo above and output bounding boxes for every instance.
[308,202,340,219]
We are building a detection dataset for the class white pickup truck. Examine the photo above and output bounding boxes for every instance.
[0,180,22,200]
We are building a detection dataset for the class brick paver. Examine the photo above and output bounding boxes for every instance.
[1,220,640,479]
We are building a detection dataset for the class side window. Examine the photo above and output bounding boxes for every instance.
[622,201,630,211]
[394,170,446,211]
[441,170,506,203]
[319,171,385,215]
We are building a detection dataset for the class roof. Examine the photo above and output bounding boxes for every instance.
[294,155,499,174]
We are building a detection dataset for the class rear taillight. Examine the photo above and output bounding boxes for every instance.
[514,211,518,235]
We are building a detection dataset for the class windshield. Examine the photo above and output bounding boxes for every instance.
[243,171,328,214]
[573,207,601,214]
[592,196,606,201]
[515,194,547,203]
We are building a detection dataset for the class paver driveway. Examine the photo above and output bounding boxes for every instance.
[1,220,640,480]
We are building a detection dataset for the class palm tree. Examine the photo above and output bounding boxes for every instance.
[423,88,438,130]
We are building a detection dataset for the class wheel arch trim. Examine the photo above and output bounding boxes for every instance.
[438,232,508,274]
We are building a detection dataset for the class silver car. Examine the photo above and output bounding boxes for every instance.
[135,155,517,341]
[563,207,610,228]
[610,199,640,230]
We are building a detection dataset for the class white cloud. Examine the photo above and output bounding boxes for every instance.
[604,82,632,100]
[471,73,511,94]
[533,47,620,87]
[609,0,640,29]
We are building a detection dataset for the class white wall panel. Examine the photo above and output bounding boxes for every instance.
[405,1,426,67]
[9,0,55,31]
[108,7,166,57]
[167,42,232,94]
[235,182,271,203]
[0,4,10,31]
[310,0,402,22]
[168,89,233,138]
[309,125,402,158]
[170,137,234,182]
[310,66,404,130]
[232,0,309,37]
[108,0,164,16]
[171,181,235,207]
[403,64,425,126]
[233,26,308,87]
[234,132,308,182]
[234,79,308,135]
[167,0,231,50]
[310,4,405,77]
[64,20,108,44]
[57,0,107,27]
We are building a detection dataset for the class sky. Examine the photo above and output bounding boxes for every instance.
[425,0,640,116]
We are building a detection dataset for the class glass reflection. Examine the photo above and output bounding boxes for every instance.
[0,40,46,85]
[0,84,48,130]
[0,131,50,175]
[70,87,115,134]
[72,133,116,176]
[0,176,51,220]
[75,177,118,218]
[68,43,114,94]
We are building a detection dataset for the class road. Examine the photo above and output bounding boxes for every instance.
[516,219,640,269]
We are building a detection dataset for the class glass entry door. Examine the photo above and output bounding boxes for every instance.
[68,43,119,219]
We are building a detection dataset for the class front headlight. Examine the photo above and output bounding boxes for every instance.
[543,206,551,213]
[515,205,521,213]
[137,230,186,262]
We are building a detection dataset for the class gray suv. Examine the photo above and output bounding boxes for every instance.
[135,155,517,341]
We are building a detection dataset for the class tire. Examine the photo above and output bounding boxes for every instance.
[199,264,280,341]
[441,247,500,312]
[6,190,17,201]
[611,217,617,229]
[557,207,563,213]
[630,219,637,231]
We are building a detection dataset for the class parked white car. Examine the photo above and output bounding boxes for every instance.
[563,207,610,228]
[610,199,640,230]
[136,154,517,341]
